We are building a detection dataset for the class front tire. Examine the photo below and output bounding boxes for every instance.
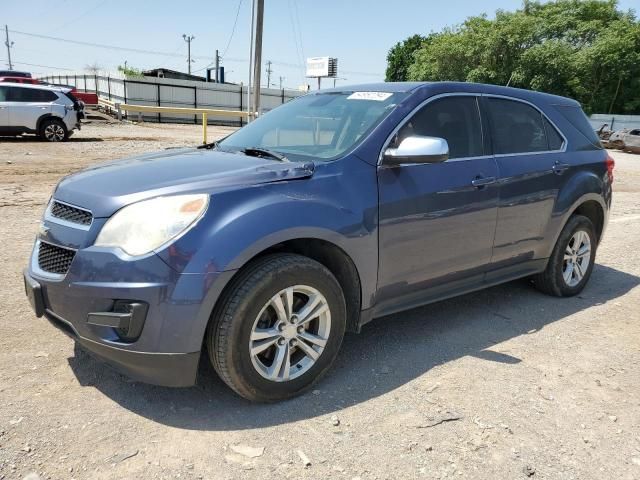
[207,254,346,402]
[533,215,597,297]
[39,118,68,142]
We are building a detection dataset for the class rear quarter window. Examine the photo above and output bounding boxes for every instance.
[543,117,564,150]
[554,105,602,149]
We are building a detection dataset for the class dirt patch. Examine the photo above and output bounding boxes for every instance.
[0,124,639,480]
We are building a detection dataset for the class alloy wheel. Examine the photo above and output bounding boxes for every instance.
[44,124,65,142]
[562,229,591,287]
[249,285,331,382]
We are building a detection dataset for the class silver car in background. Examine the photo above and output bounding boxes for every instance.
[0,83,84,141]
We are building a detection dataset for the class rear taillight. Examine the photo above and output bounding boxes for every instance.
[605,153,615,184]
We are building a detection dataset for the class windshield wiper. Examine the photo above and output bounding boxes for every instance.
[197,140,219,150]
[241,147,288,162]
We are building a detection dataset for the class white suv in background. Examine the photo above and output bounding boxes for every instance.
[0,83,84,142]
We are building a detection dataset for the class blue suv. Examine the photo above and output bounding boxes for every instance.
[24,82,613,401]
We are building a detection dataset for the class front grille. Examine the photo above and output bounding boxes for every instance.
[51,201,92,226]
[38,242,76,275]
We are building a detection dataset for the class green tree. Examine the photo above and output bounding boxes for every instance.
[391,0,640,114]
[385,34,426,82]
[117,64,143,77]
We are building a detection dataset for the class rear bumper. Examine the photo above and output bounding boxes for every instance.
[45,308,200,387]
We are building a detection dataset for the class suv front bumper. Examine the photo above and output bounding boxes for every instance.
[24,245,235,387]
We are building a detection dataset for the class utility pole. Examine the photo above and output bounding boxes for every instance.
[4,25,14,70]
[214,49,220,83]
[279,76,285,89]
[247,0,256,120]
[182,34,195,74]
[266,60,273,87]
[251,0,264,116]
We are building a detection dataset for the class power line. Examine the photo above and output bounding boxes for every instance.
[0,59,73,71]
[47,0,108,34]
[292,0,306,62]
[221,0,243,59]
[9,29,208,59]
[287,0,305,82]
[6,28,383,78]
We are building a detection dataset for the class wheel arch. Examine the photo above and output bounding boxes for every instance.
[571,199,605,242]
[36,113,57,132]
[213,236,363,333]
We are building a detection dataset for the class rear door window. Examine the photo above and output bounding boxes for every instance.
[6,88,58,102]
[486,98,548,155]
[396,96,484,159]
[0,86,6,102]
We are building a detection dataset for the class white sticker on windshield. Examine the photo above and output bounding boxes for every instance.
[347,91,393,101]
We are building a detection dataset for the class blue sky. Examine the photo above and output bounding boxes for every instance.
[1,0,638,88]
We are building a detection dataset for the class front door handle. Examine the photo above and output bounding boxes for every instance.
[472,176,497,188]
[553,162,570,174]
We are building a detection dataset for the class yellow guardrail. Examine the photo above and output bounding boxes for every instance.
[97,97,251,143]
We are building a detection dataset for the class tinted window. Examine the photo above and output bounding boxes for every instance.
[0,70,31,78]
[543,117,564,150]
[396,96,484,159]
[6,88,58,102]
[487,98,548,154]
[554,105,602,148]
[0,86,6,102]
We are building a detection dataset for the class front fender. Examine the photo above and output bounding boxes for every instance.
[156,158,380,308]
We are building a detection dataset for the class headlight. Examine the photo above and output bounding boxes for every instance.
[94,194,209,256]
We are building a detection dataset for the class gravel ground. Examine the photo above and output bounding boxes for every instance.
[0,122,639,480]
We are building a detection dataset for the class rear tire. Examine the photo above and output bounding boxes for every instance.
[39,118,68,142]
[207,253,346,402]
[533,215,597,297]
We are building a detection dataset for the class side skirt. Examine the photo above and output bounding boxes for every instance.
[358,258,548,330]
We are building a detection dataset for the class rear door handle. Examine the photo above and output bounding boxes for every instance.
[472,176,496,188]
[553,162,570,174]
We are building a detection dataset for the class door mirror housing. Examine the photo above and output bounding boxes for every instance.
[383,136,449,166]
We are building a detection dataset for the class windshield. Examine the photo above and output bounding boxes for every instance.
[219,91,406,161]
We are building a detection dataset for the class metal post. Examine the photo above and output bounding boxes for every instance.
[215,49,219,83]
[157,84,161,123]
[202,113,208,144]
[247,0,256,121]
[4,25,13,70]
[251,0,264,116]
[107,76,112,100]
[193,86,197,124]
[183,34,195,75]
[266,60,272,87]
[239,82,244,127]
[317,77,321,90]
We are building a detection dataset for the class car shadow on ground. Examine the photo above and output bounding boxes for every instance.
[67,264,639,431]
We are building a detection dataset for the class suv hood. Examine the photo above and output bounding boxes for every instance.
[54,148,315,217]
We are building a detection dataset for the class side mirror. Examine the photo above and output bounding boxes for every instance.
[383,136,449,166]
